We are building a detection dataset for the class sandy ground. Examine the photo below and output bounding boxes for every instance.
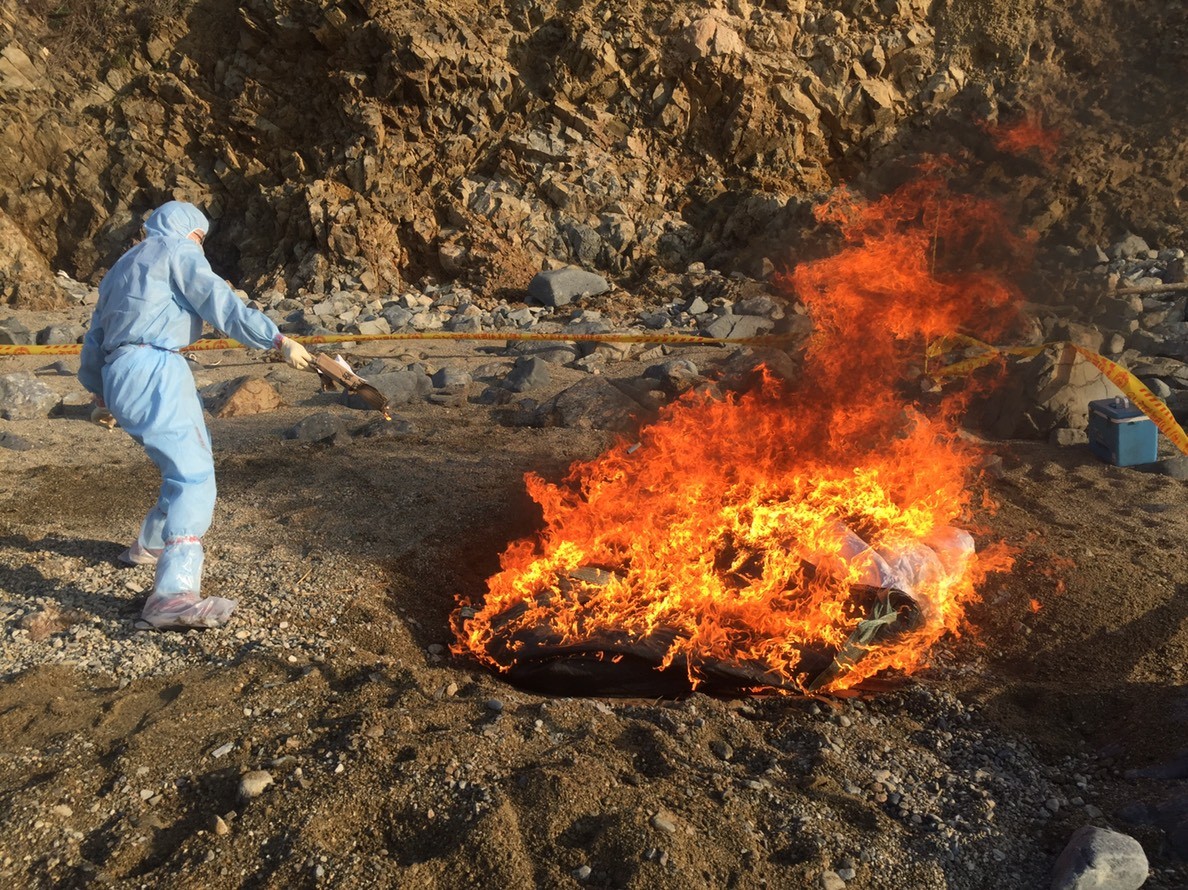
[0,334,1186,889]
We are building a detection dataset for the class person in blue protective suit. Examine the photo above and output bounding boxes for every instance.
[78,201,313,630]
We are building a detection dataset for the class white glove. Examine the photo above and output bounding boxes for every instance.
[278,337,313,371]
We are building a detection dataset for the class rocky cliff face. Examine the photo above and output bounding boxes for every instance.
[0,0,1185,306]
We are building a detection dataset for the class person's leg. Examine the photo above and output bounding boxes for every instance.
[118,503,167,566]
[105,349,235,629]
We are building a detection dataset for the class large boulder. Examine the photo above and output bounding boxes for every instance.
[970,346,1126,439]
[1051,826,1148,890]
[0,372,59,420]
[526,268,610,308]
[536,377,648,431]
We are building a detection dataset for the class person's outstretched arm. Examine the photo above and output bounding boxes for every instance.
[167,239,282,351]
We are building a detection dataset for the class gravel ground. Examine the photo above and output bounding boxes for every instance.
[0,322,1186,889]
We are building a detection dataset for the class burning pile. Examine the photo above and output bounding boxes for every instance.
[454,169,1026,695]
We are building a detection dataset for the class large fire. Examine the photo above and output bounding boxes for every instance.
[453,168,1026,694]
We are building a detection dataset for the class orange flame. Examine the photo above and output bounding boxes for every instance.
[987,116,1060,163]
[453,168,1021,693]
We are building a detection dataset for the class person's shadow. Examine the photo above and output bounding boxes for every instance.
[0,534,141,620]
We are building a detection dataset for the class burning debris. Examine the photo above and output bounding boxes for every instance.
[453,170,1023,695]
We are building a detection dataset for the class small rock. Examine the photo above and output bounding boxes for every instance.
[652,811,677,833]
[573,864,592,881]
[0,317,33,345]
[504,356,552,392]
[213,815,230,836]
[820,870,846,890]
[0,430,33,451]
[1049,428,1088,447]
[238,770,274,800]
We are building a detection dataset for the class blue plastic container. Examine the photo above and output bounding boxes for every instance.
[1087,397,1157,466]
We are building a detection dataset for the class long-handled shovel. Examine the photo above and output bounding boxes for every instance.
[308,353,391,419]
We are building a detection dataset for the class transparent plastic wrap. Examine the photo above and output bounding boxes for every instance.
[921,527,976,578]
[139,538,236,630]
[814,522,975,600]
[877,541,944,596]
[155,538,204,596]
[816,523,899,589]
[118,539,161,567]
[139,591,237,630]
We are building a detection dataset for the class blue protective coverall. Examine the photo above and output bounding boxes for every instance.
[79,201,283,629]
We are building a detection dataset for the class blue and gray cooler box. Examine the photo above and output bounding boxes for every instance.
[1087,397,1157,467]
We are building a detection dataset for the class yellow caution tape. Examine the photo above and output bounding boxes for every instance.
[928,336,1188,456]
[0,329,800,357]
[10,324,1183,456]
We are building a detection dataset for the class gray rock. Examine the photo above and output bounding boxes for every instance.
[431,367,472,388]
[36,324,85,345]
[504,307,536,327]
[354,359,399,378]
[972,347,1125,438]
[526,268,610,307]
[643,358,700,391]
[504,356,552,393]
[651,811,677,833]
[1139,377,1172,399]
[0,373,60,420]
[0,317,33,346]
[284,412,351,445]
[351,317,391,337]
[640,311,671,330]
[701,313,775,341]
[472,361,513,379]
[381,306,416,330]
[1051,825,1148,890]
[348,370,430,408]
[445,314,483,334]
[537,377,646,431]
[1049,428,1088,447]
[355,416,416,438]
[35,360,75,376]
[569,353,607,374]
[0,429,33,451]
[1136,455,1188,481]
[734,295,782,318]
[1051,321,1105,354]
[1108,234,1151,260]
